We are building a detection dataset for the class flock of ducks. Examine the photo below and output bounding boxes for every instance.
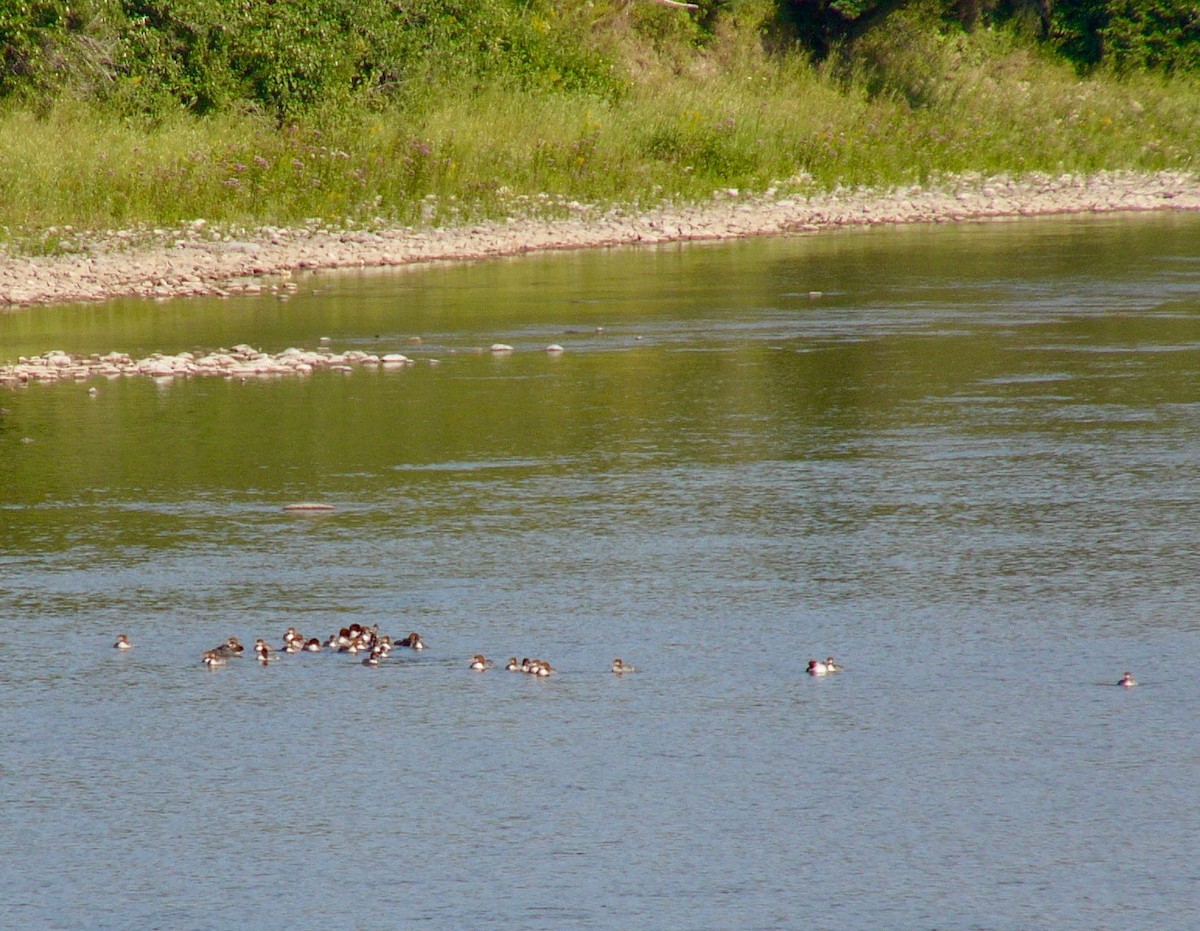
[113,631,1137,687]
[113,625,636,677]
[192,626,436,669]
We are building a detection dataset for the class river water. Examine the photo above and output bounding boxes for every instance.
[2,213,1199,929]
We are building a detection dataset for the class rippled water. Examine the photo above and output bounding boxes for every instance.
[2,213,1200,929]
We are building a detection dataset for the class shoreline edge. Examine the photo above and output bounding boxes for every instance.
[2,170,1198,311]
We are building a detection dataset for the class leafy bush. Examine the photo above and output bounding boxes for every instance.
[1,0,622,118]
[782,0,1199,75]
[0,1,120,104]
[1049,0,1200,74]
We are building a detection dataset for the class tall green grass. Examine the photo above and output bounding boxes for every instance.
[1,2,1197,251]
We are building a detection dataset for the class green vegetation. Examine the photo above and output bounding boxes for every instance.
[788,1,1200,74]
[0,0,1197,248]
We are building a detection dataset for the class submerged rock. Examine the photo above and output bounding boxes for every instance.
[0,345,427,388]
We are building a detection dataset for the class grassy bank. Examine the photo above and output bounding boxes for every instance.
[1,0,1198,253]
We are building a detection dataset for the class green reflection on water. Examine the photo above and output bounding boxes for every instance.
[2,212,1199,552]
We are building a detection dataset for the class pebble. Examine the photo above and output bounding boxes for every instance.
[0,345,418,388]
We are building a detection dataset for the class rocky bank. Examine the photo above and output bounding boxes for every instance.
[2,170,1198,311]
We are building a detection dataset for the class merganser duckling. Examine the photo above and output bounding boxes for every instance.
[362,649,382,667]
[612,658,634,674]
[202,649,226,668]
[304,638,322,652]
[469,654,494,671]
[1118,671,1137,688]
[113,634,133,650]
[254,638,276,658]
[534,661,554,677]
[398,632,425,651]
[505,657,521,672]
[824,657,842,673]
[283,626,303,645]
[213,636,244,658]
[807,659,829,676]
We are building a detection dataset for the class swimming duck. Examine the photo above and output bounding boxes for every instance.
[612,658,634,674]
[283,626,304,646]
[1118,671,1137,688]
[469,654,494,671]
[113,634,133,651]
[807,659,829,676]
[304,638,323,652]
[824,657,843,673]
[362,649,382,667]
[505,657,521,672]
[202,649,226,668]
[213,636,244,658]
[398,632,426,651]
[254,638,276,659]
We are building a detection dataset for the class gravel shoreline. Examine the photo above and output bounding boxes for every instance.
[2,170,1198,310]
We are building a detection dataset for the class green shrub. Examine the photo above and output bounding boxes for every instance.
[1,0,622,118]
[0,0,121,104]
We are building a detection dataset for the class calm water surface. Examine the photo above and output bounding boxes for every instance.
[2,214,1200,930]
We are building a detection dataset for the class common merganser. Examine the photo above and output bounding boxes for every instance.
[398,632,425,651]
[213,637,244,658]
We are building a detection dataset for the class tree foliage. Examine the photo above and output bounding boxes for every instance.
[783,0,1198,73]
[0,0,1195,119]
[0,0,620,117]
[1048,0,1200,73]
